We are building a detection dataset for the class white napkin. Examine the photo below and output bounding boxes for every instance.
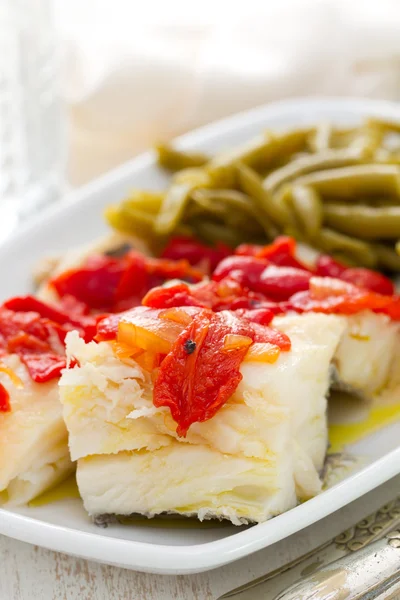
[55,0,400,186]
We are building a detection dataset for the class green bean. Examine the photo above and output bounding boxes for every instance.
[323,204,400,239]
[173,167,210,186]
[156,144,208,171]
[375,148,400,165]
[373,243,400,271]
[192,188,256,215]
[365,117,400,135]
[236,162,293,227]
[191,189,270,236]
[106,204,157,238]
[206,164,238,189]
[190,191,257,234]
[287,185,323,238]
[308,122,332,152]
[312,227,377,268]
[123,191,164,214]
[328,127,358,149]
[191,220,248,248]
[263,148,365,192]
[211,128,312,172]
[210,133,275,170]
[293,164,400,199]
[330,253,359,267]
[154,182,194,235]
[106,119,400,272]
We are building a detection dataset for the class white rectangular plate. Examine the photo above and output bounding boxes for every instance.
[1,97,400,574]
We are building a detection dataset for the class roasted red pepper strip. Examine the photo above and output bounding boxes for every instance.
[161,236,232,272]
[235,237,309,270]
[315,255,347,279]
[0,296,102,386]
[340,268,395,296]
[315,256,395,295]
[153,310,290,436]
[212,255,268,287]
[0,383,10,412]
[143,279,272,313]
[288,277,400,318]
[255,236,310,270]
[50,251,203,312]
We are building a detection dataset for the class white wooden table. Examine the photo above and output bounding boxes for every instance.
[2,476,400,600]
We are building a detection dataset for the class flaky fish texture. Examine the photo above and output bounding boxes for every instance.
[60,313,346,524]
[0,356,73,506]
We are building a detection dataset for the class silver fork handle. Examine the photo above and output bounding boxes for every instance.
[274,530,400,600]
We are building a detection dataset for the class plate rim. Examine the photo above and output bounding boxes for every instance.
[1,96,400,574]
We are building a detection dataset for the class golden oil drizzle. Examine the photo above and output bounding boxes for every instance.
[28,474,80,507]
[328,391,400,454]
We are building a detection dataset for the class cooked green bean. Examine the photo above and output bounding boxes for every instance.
[210,133,275,170]
[263,148,365,192]
[366,117,400,135]
[173,167,210,186]
[123,191,164,214]
[155,182,194,235]
[106,204,157,238]
[308,122,332,152]
[311,228,377,268]
[156,144,208,171]
[293,164,400,199]
[211,128,312,172]
[191,220,248,248]
[373,242,400,270]
[106,117,400,272]
[287,185,323,238]
[205,164,238,189]
[329,252,359,267]
[236,162,292,227]
[191,189,265,235]
[324,204,400,239]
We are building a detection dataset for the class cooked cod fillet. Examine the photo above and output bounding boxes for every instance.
[334,312,399,396]
[0,355,73,506]
[60,313,345,523]
[276,312,399,399]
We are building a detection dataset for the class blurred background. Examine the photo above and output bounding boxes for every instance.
[56,0,400,185]
[2,0,400,236]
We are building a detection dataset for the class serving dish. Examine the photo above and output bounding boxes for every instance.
[1,97,400,574]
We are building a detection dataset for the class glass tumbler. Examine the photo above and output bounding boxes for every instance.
[0,0,65,242]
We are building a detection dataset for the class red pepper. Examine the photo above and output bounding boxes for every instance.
[212,256,268,286]
[340,268,395,296]
[51,254,125,310]
[161,236,232,272]
[0,295,104,388]
[153,309,290,436]
[315,255,347,279]
[315,256,394,295]
[288,276,400,319]
[236,237,310,271]
[96,312,129,341]
[20,353,67,383]
[256,265,312,300]
[233,308,275,326]
[255,236,310,270]
[50,251,204,313]
[0,383,10,412]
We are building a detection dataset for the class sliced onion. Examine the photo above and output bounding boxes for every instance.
[243,343,280,363]
[223,334,253,351]
[118,313,185,355]
[0,363,24,389]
